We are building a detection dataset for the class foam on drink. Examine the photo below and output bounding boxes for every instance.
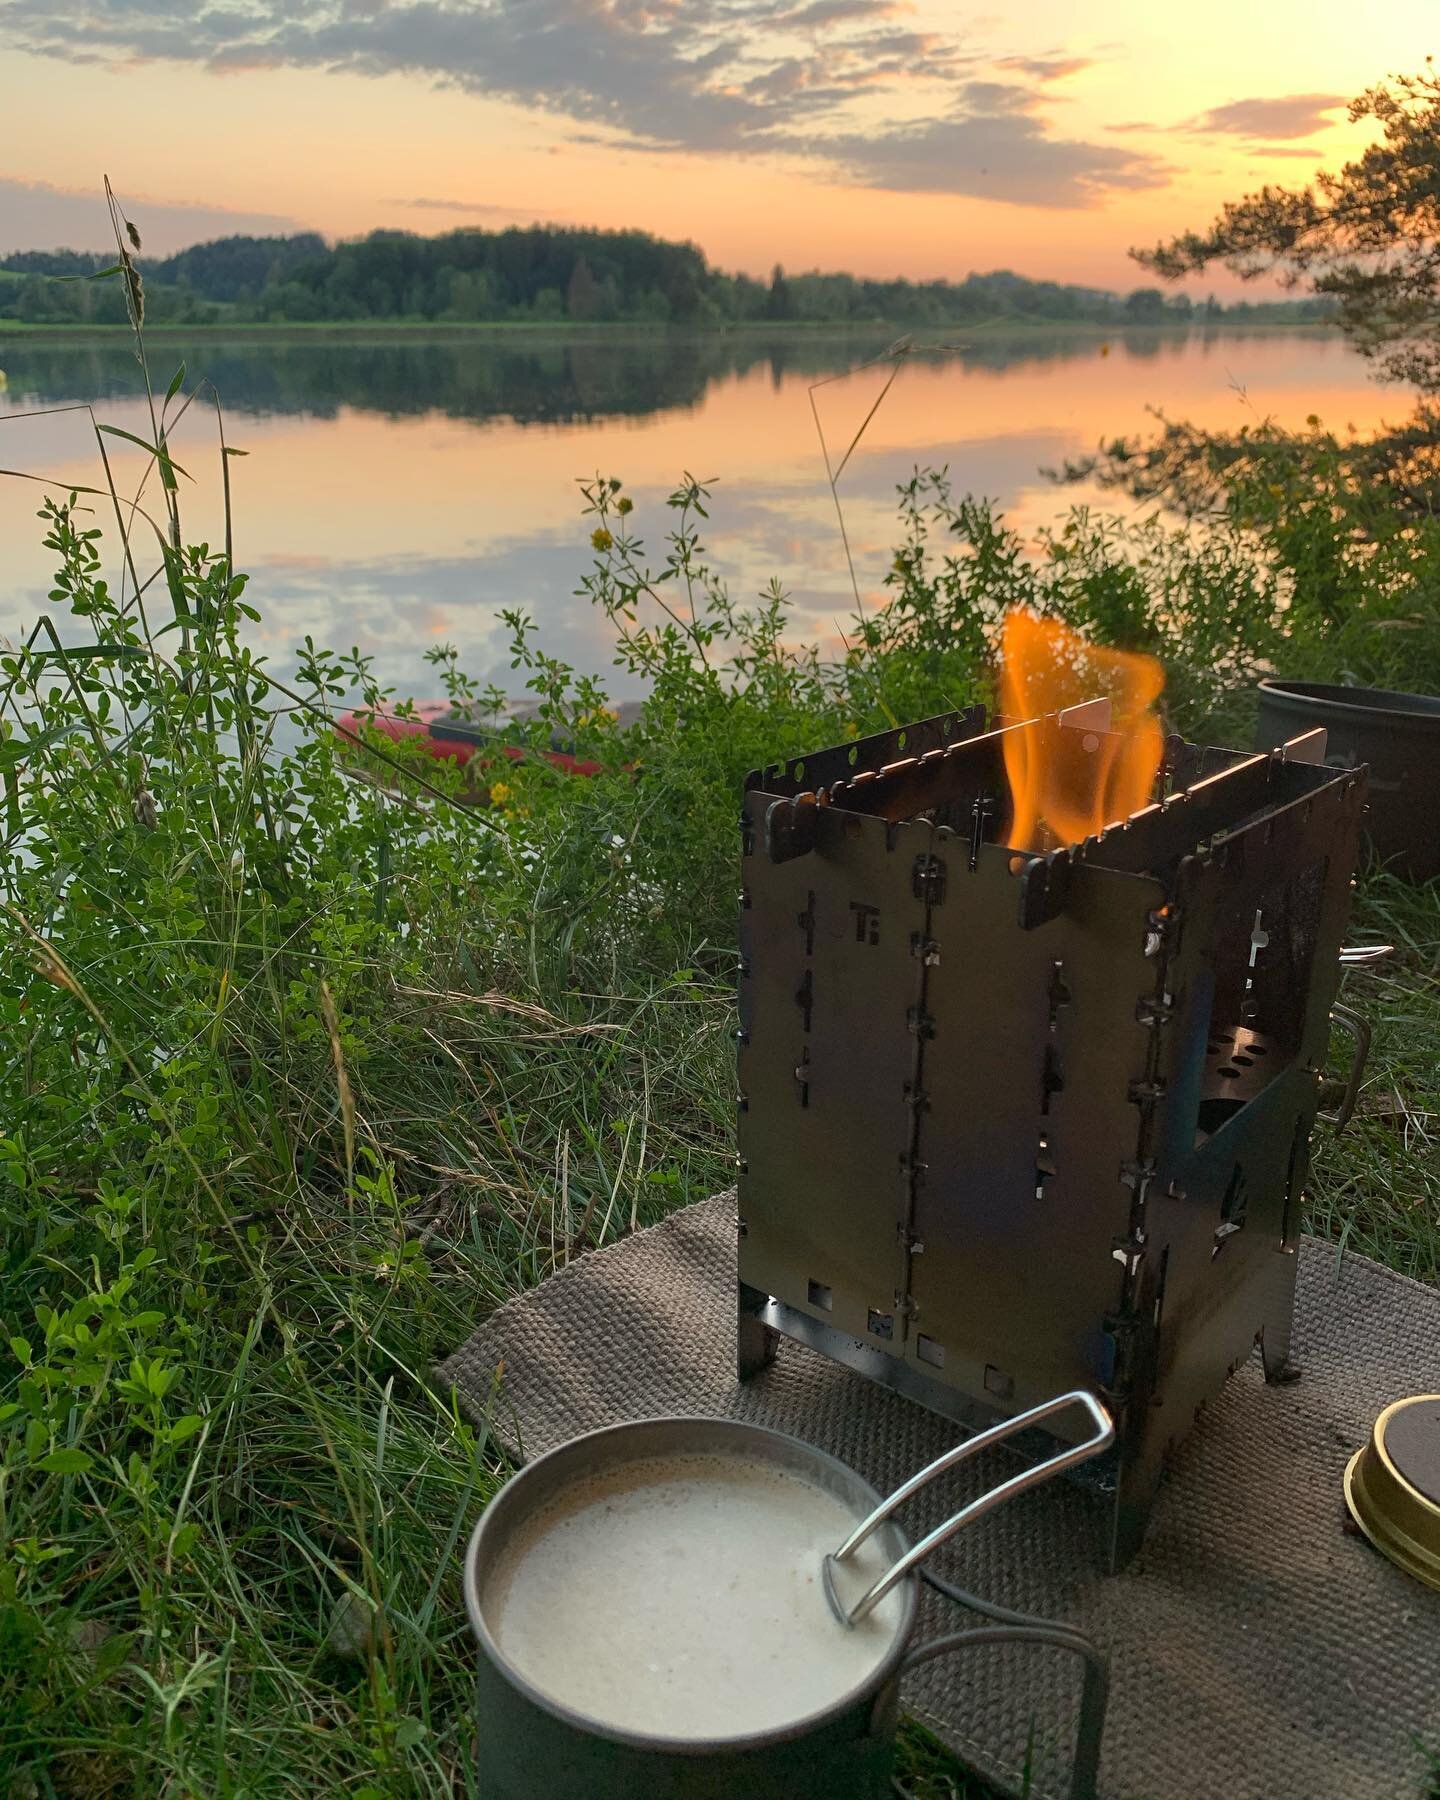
[481,1452,906,1740]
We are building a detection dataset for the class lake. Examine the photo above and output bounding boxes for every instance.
[0,326,1395,704]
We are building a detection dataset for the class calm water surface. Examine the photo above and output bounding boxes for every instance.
[0,327,1391,701]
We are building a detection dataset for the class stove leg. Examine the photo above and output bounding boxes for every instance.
[1109,1436,1165,1573]
[738,1280,778,1381]
[1260,1247,1302,1384]
[1260,1319,1301,1385]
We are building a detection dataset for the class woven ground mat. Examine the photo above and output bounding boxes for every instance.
[437,1191,1440,1800]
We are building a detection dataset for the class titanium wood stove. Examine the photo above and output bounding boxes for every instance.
[736,703,1368,1569]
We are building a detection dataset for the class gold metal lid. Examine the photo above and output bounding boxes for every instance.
[1344,1395,1440,1591]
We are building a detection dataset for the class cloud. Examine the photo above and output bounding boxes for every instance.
[1189,93,1346,140]
[779,0,900,23]
[1109,91,1347,147]
[0,0,952,151]
[954,79,1044,115]
[809,106,1167,205]
[994,53,1094,82]
[387,196,541,215]
[0,1,1165,209]
[0,175,300,254]
[1117,92,1348,143]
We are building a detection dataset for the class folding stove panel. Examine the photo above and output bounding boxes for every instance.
[737,706,1366,1567]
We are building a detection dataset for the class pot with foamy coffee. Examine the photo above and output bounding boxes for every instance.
[464,1396,1112,1798]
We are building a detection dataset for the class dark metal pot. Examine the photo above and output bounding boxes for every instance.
[1255,680,1440,882]
[465,1395,1113,1800]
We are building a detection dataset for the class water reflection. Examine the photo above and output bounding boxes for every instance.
[0,325,1358,426]
[0,326,1384,701]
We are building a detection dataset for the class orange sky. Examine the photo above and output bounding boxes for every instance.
[0,2,1433,288]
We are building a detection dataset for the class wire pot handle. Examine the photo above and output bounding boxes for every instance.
[824,1389,1114,1626]
[1319,1001,1372,1133]
[890,1620,1109,1800]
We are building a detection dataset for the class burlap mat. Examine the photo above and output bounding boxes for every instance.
[437,1192,1440,1800]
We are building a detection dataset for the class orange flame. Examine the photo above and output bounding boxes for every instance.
[998,609,1165,852]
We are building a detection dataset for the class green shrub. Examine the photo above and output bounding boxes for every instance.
[1058,407,1440,700]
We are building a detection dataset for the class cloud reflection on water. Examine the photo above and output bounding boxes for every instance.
[0,327,1384,704]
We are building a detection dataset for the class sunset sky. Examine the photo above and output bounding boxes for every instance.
[0,2,1432,290]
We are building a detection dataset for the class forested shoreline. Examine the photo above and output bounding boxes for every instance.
[0,222,1330,329]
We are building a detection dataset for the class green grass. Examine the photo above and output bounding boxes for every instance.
[0,293,1435,1796]
[2,863,1428,1797]
[1307,873,1440,1280]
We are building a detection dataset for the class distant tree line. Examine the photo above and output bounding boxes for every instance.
[0,225,1335,329]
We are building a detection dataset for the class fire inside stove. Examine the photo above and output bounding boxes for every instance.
[735,695,1366,1568]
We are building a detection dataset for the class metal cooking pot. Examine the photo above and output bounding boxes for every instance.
[1255,679,1440,882]
[465,1391,1114,1800]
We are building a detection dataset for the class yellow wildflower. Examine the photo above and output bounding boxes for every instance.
[488,780,512,806]
[591,527,613,552]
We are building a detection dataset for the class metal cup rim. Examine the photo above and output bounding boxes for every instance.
[463,1414,920,1753]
